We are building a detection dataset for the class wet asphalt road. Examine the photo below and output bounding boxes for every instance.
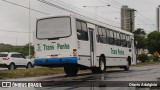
[0,64,160,90]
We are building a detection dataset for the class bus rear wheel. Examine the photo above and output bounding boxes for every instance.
[64,64,78,76]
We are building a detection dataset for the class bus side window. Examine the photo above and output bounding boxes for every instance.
[105,29,109,44]
[121,34,126,47]
[102,28,107,44]
[124,35,128,47]
[114,32,118,46]
[81,22,88,40]
[108,29,111,44]
[117,32,121,46]
[126,35,128,47]
[76,21,81,37]
[98,27,103,43]
[76,20,88,41]
[96,26,100,43]
[109,30,114,45]
[127,35,131,48]
[119,33,122,46]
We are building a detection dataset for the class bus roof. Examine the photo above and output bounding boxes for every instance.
[37,13,133,36]
[72,13,133,36]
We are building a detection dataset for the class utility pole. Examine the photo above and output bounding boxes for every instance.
[28,0,31,58]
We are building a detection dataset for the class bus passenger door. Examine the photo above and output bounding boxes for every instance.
[89,28,94,67]
[77,21,91,67]
[87,23,96,67]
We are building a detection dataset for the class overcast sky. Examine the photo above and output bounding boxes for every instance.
[0,0,159,45]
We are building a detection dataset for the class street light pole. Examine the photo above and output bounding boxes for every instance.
[29,0,31,58]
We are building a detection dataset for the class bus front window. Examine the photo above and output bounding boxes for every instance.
[37,17,71,39]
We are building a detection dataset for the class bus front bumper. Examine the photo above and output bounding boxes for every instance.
[34,57,78,66]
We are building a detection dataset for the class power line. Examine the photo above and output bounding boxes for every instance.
[98,0,120,9]
[135,12,155,26]
[136,15,151,24]
[2,0,121,29]
[106,0,121,6]
[54,0,120,24]
[112,0,123,6]
[0,30,31,33]
[1,0,50,15]
[136,18,149,25]
[38,0,121,28]
[136,14,155,25]
[136,11,155,24]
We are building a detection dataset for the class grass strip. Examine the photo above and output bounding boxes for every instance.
[0,67,64,79]
[134,61,159,67]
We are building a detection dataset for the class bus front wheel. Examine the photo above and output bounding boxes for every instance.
[64,64,78,76]
[99,56,106,73]
[91,56,106,73]
[124,58,131,71]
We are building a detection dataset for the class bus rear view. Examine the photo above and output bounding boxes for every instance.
[34,14,136,76]
[34,15,78,75]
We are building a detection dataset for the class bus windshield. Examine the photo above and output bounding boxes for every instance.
[37,17,71,39]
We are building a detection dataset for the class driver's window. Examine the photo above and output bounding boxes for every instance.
[76,20,88,41]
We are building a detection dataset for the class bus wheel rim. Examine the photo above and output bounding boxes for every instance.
[100,61,104,70]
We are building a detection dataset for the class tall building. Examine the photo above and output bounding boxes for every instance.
[121,5,135,33]
[157,5,160,32]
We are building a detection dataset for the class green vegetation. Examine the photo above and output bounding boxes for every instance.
[0,43,34,56]
[137,53,149,63]
[136,61,159,66]
[0,67,64,79]
[147,31,160,54]
[133,29,160,55]
[134,29,160,64]
[133,28,147,51]
[0,67,90,79]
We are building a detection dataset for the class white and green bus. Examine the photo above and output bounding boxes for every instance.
[34,13,136,76]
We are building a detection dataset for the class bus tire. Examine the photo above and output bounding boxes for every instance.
[91,56,106,73]
[64,64,78,76]
[91,67,99,74]
[99,56,106,73]
[124,57,131,71]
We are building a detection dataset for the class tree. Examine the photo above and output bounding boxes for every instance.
[147,31,160,54]
[22,43,34,56]
[137,53,149,63]
[0,43,34,57]
[133,28,146,36]
[134,35,147,50]
[133,29,147,54]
